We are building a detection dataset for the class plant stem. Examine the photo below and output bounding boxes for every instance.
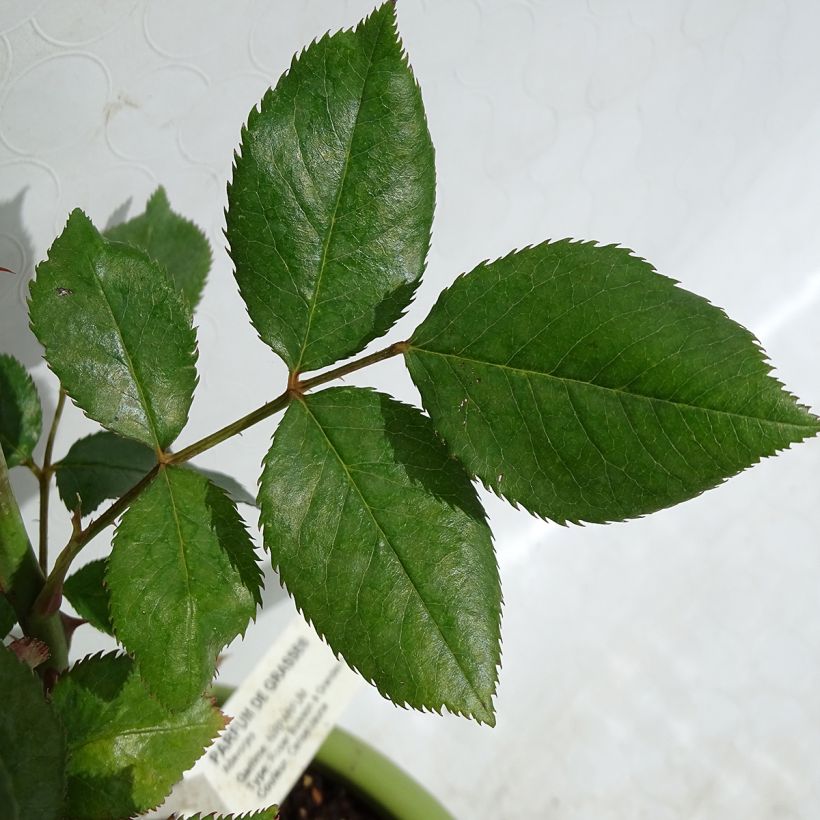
[0,448,68,672]
[24,458,42,479]
[167,340,407,464]
[166,390,292,465]
[34,465,161,617]
[298,340,408,390]
[37,340,408,608]
[38,389,66,571]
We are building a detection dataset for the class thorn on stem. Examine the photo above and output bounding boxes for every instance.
[60,612,87,642]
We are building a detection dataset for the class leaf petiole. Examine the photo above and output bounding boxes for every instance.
[36,339,407,611]
[38,389,66,571]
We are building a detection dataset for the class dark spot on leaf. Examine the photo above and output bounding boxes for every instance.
[55,287,73,297]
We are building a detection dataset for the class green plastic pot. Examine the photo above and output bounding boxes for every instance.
[210,686,452,819]
[311,727,454,820]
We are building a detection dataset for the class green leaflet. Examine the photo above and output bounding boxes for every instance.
[406,240,820,524]
[107,466,262,710]
[227,1,435,373]
[0,647,65,820]
[106,186,212,311]
[0,354,42,468]
[29,210,198,451]
[52,652,225,820]
[55,431,256,515]
[56,432,157,516]
[260,387,500,723]
[0,760,19,820]
[64,559,113,636]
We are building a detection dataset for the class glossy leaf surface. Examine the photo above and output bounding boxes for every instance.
[407,240,820,524]
[0,354,42,468]
[107,467,262,709]
[29,210,198,450]
[260,387,500,723]
[52,652,224,819]
[106,186,211,311]
[56,431,156,516]
[0,647,65,820]
[64,559,113,636]
[227,2,435,372]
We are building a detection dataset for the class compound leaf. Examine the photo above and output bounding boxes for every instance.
[0,354,42,468]
[64,559,113,636]
[106,187,211,311]
[406,240,820,524]
[0,647,65,820]
[260,387,500,723]
[107,467,262,710]
[29,210,198,451]
[52,652,225,820]
[227,2,435,373]
[55,432,156,517]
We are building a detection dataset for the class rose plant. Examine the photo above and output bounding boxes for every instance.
[1,4,817,819]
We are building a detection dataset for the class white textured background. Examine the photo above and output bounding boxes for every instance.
[3,1,820,817]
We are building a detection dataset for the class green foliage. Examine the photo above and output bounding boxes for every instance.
[2,5,818,820]
[0,762,17,820]
[29,210,198,450]
[106,186,211,311]
[0,647,65,820]
[55,431,256,516]
[51,652,225,819]
[0,353,42,468]
[227,1,434,373]
[56,432,157,516]
[406,240,820,524]
[64,559,113,636]
[107,467,262,709]
[261,387,501,723]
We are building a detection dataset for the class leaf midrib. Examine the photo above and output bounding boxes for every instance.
[409,346,819,431]
[298,398,491,717]
[159,468,197,691]
[294,12,389,372]
[72,717,213,754]
[87,255,162,449]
